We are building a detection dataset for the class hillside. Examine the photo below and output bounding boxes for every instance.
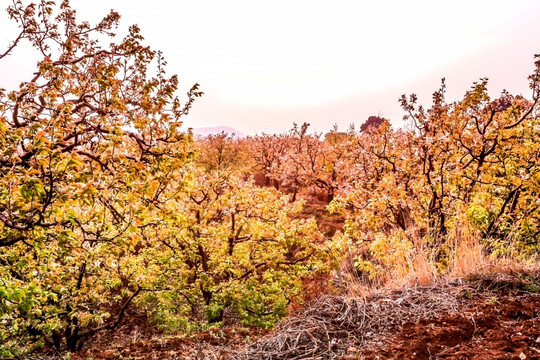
[191,126,245,137]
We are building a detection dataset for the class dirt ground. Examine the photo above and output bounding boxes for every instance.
[360,293,540,360]
[70,327,268,360]
[60,274,540,360]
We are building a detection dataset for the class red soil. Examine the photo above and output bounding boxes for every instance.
[360,294,540,360]
[71,327,269,360]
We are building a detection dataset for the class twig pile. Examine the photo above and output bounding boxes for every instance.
[230,284,464,360]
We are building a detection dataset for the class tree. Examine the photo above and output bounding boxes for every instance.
[0,2,335,355]
[360,115,387,132]
[0,0,201,355]
[195,132,251,174]
[145,167,331,330]
[249,132,288,188]
[249,124,355,203]
[329,56,540,279]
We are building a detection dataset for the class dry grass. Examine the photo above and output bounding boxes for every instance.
[344,228,539,298]
[389,244,438,288]
[449,229,491,278]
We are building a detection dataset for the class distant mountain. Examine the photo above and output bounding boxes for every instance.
[190,126,245,138]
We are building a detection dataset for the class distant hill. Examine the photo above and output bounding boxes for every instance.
[191,126,245,138]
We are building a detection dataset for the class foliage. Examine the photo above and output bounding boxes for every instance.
[238,60,540,279]
[0,2,333,356]
[329,63,540,277]
[195,132,252,174]
[0,0,203,355]
[249,123,354,202]
[143,168,332,331]
[360,115,388,132]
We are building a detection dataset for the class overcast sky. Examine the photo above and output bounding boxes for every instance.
[1,0,540,134]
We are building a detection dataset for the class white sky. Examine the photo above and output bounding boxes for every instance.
[1,0,540,134]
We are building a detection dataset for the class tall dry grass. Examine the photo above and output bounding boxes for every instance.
[344,226,539,298]
[448,229,490,278]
